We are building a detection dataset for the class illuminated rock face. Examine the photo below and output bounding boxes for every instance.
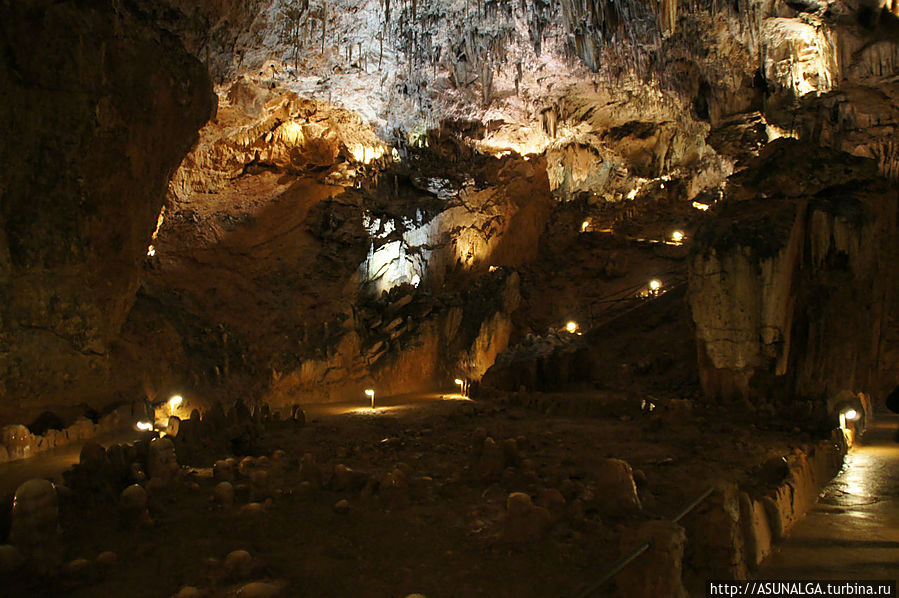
[2,0,898,416]
[0,0,215,412]
[689,140,898,415]
[132,76,545,404]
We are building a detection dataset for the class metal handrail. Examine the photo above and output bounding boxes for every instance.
[673,486,715,523]
[571,485,715,598]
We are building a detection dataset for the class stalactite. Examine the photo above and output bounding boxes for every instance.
[321,2,327,54]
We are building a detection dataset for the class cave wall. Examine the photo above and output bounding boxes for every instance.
[688,140,898,413]
[3,0,898,418]
[0,0,215,418]
[130,76,548,405]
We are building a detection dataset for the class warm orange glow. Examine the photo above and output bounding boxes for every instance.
[147,245,156,257]
[649,279,662,292]
[671,231,684,243]
[692,201,710,211]
[136,421,153,431]
[581,220,590,232]
[566,321,579,334]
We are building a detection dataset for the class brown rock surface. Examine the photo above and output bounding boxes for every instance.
[689,139,898,412]
[0,0,215,416]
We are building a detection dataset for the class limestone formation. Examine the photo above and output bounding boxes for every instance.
[0,426,34,461]
[9,479,61,574]
[148,438,180,484]
[0,0,897,595]
[689,140,898,411]
[215,482,236,508]
[120,484,149,524]
[616,521,688,598]
[0,0,215,408]
[595,458,642,515]
[223,549,254,580]
[504,492,553,543]
[683,483,747,580]
[214,459,237,483]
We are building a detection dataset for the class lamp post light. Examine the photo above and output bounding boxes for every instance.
[455,378,466,398]
[365,388,375,409]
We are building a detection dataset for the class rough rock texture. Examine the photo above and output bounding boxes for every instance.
[0,0,215,415]
[689,139,898,412]
[3,0,898,419]
[120,77,543,404]
[684,483,747,581]
[616,520,689,598]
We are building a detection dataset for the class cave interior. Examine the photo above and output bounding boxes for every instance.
[0,0,898,595]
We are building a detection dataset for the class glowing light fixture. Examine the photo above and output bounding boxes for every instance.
[169,395,183,410]
[838,406,862,445]
[692,201,710,211]
[365,388,375,409]
[136,421,154,431]
[566,321,579,334]
[671,231,685,243]
[649,279,662,293]
[147,245,156,257]
[581,220,590,233]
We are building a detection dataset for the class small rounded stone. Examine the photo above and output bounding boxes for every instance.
[96,551,118,567]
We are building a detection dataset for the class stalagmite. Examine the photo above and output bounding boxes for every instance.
[9,479,62,574]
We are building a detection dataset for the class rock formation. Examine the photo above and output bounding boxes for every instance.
[0,0,897,419]
[0,0,215,417]
[689,139,898,416]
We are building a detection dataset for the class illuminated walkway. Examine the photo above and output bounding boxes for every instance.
[757,413,899,580]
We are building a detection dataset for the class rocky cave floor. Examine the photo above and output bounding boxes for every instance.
[4,395,809,598]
